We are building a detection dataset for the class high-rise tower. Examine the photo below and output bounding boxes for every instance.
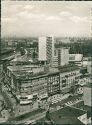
[38,36,54,65]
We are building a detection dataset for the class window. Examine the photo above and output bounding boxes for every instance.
[62,79,66,83]
[62,83,66,87]
[62,79,66,87]
[54,50,57,56]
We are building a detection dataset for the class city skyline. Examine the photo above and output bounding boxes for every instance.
[1,1,92,37]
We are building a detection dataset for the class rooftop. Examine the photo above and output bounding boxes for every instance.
[7,65,59,81]
[7,65,42,72]
[69,54,83,62]
[38,117,84,125]
[80,105,92,118]
[50,106,86,118]
[38,106,86,125]
[58,64,79,73]
[7,64,80,81]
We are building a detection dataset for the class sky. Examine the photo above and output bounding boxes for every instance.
[1,1,92,37]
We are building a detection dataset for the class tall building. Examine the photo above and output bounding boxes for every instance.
[52,47,69,67]
[52,49,58,67]
[38,36,54,65]
[58,47,69,66]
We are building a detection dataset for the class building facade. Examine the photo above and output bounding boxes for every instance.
[69,54,83,67]
[4,64,82,106]
[59,66,81,94]
[38,36,54,64]
[47,72,60,97]
[52,47,69,67]
[58,47,69,66]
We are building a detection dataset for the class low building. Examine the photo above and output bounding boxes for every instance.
[4,63,82,108]
[47,72,60,96]
[6,65,47,92]
[69,54,83,67]
[4,65,60,106]
[59,65,81,94]
[47,72,60,104]
[37,106,87,125]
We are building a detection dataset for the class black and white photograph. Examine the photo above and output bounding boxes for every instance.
[0,1,92,125]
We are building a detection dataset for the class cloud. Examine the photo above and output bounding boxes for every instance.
[16,10,46,21]
[23,5,34,11]
[46,16,62,21]
[1,1,91,37]
[1,17,17,22]
[70,16,90,23]
[60,11,72,17]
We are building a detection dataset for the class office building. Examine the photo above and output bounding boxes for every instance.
[38,36,54,65]
[52,47,69,67]
[59,65,81,94]
[58,47,69,66]
[52,49,58,67]
[69,54,83,67]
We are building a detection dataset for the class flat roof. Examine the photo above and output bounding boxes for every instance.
[7,64,79,81]
[38,106,86,125]
[77,104,92,118]
[39,117,84,125]
[59,64,80,73]
[7,65,39,72]
[50,106,86,118]
[7,65,59,79]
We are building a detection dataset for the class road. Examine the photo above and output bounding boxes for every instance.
[6,94,83,124]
